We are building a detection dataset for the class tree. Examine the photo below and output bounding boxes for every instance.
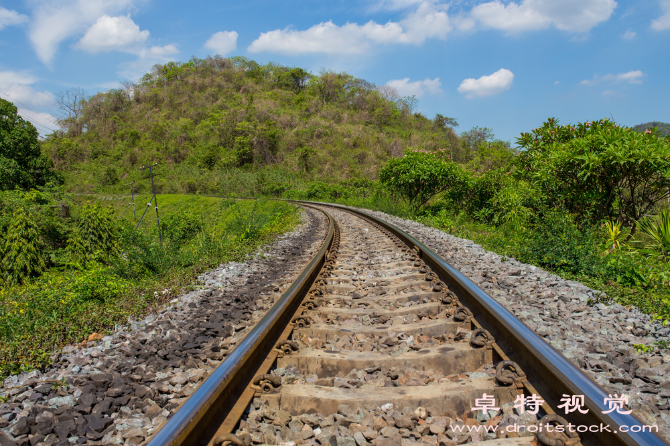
[433,114,458,130]
[295,147,316,173]
[516,118,670,232]
[55,87,86,135]
[1,207,45,285]
[466,140,516,173]
[452,126,508,165]
[375,85,400,101]
[459,127,494,161]
[396,95,418,116]
[310,70,354,104]
[380,150,464,209]
[277,67,311,92]
[67,203,120,265]
[0,98,62,190]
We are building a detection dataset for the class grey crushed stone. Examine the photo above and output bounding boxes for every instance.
[351,206,670,441]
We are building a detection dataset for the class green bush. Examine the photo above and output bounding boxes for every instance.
[445,169,512,224]
[100,167,119,186]
[67,203,120,265]
[603,251,650,288]
[448,170,489,215]
[516,118,670,229]
[161,211,203,243]
[517,211,602,275]
[380,150,464,209]
[637,210,670,260]
[305,182,344,200]
[70,262,131,302]
[1,207,45,285]
[489,180,540,226]
[0,196,300,377]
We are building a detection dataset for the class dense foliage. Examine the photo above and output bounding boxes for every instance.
[312,117,670,326]
[637,210,670,259]
[1,207,45,285]
[379,151,463,209]
[5,50,670,371]
[632,121,670,137]
[67,203,121,265]
[516,118,670,230]
[42,57,459,194]
[0,191,298,377]
[0,99,62,190]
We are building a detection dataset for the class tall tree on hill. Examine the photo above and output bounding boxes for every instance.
[55,87,86,136]
[0,98,63,190]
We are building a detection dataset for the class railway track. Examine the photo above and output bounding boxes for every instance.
[147,203,667,446]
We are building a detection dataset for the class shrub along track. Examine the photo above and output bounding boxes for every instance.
[146,203,667,446]
[0,207,328,446]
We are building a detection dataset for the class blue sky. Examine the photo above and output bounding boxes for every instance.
[0,0,668,143]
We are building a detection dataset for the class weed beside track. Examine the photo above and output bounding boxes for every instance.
[0,197,299,378]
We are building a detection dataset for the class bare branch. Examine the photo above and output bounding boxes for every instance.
[375,85,400,101]
[55,87,86,121]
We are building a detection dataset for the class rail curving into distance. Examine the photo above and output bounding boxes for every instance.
[146,201,667,446]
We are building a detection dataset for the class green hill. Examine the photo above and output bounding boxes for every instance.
[43,56,461,195]
[631,121,670,137]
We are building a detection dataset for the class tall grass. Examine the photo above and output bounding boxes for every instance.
[0,197,299,377]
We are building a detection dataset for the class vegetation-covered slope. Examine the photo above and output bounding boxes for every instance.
[44,56,464,195]
[632,121,670,137]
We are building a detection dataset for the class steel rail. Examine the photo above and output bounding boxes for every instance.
[146,204,335,446]
[306,201,667,446]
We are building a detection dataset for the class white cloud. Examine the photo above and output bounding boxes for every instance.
[140,44,179,58]
[470,0,616,33]
[458,68,514,98]
[76,15,149,53]
[0,70,58,134]
[249,0,614,56]
[0,71,37,87]
[0,7,28,30]
[249,21,404,55]
[248,2,450,54]
[554,80,560,85]
[118,44,179,80]
[471,1,548,32]
[652,0,670,30]
[1,84,55,109]
[401,2,451,41]
[204,31,238,55]
[579,70,644,86]
[386,77,442,97]
[93,81,124,89]
[26,1,180,79]
[622,29,636,39]
[452,15,476,31]
[0,70,54,110]
[27,0,136,65]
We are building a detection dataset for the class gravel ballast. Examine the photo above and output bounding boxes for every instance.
[351,206,670,441]
[0,207,328,446]
[2,202,669,444]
